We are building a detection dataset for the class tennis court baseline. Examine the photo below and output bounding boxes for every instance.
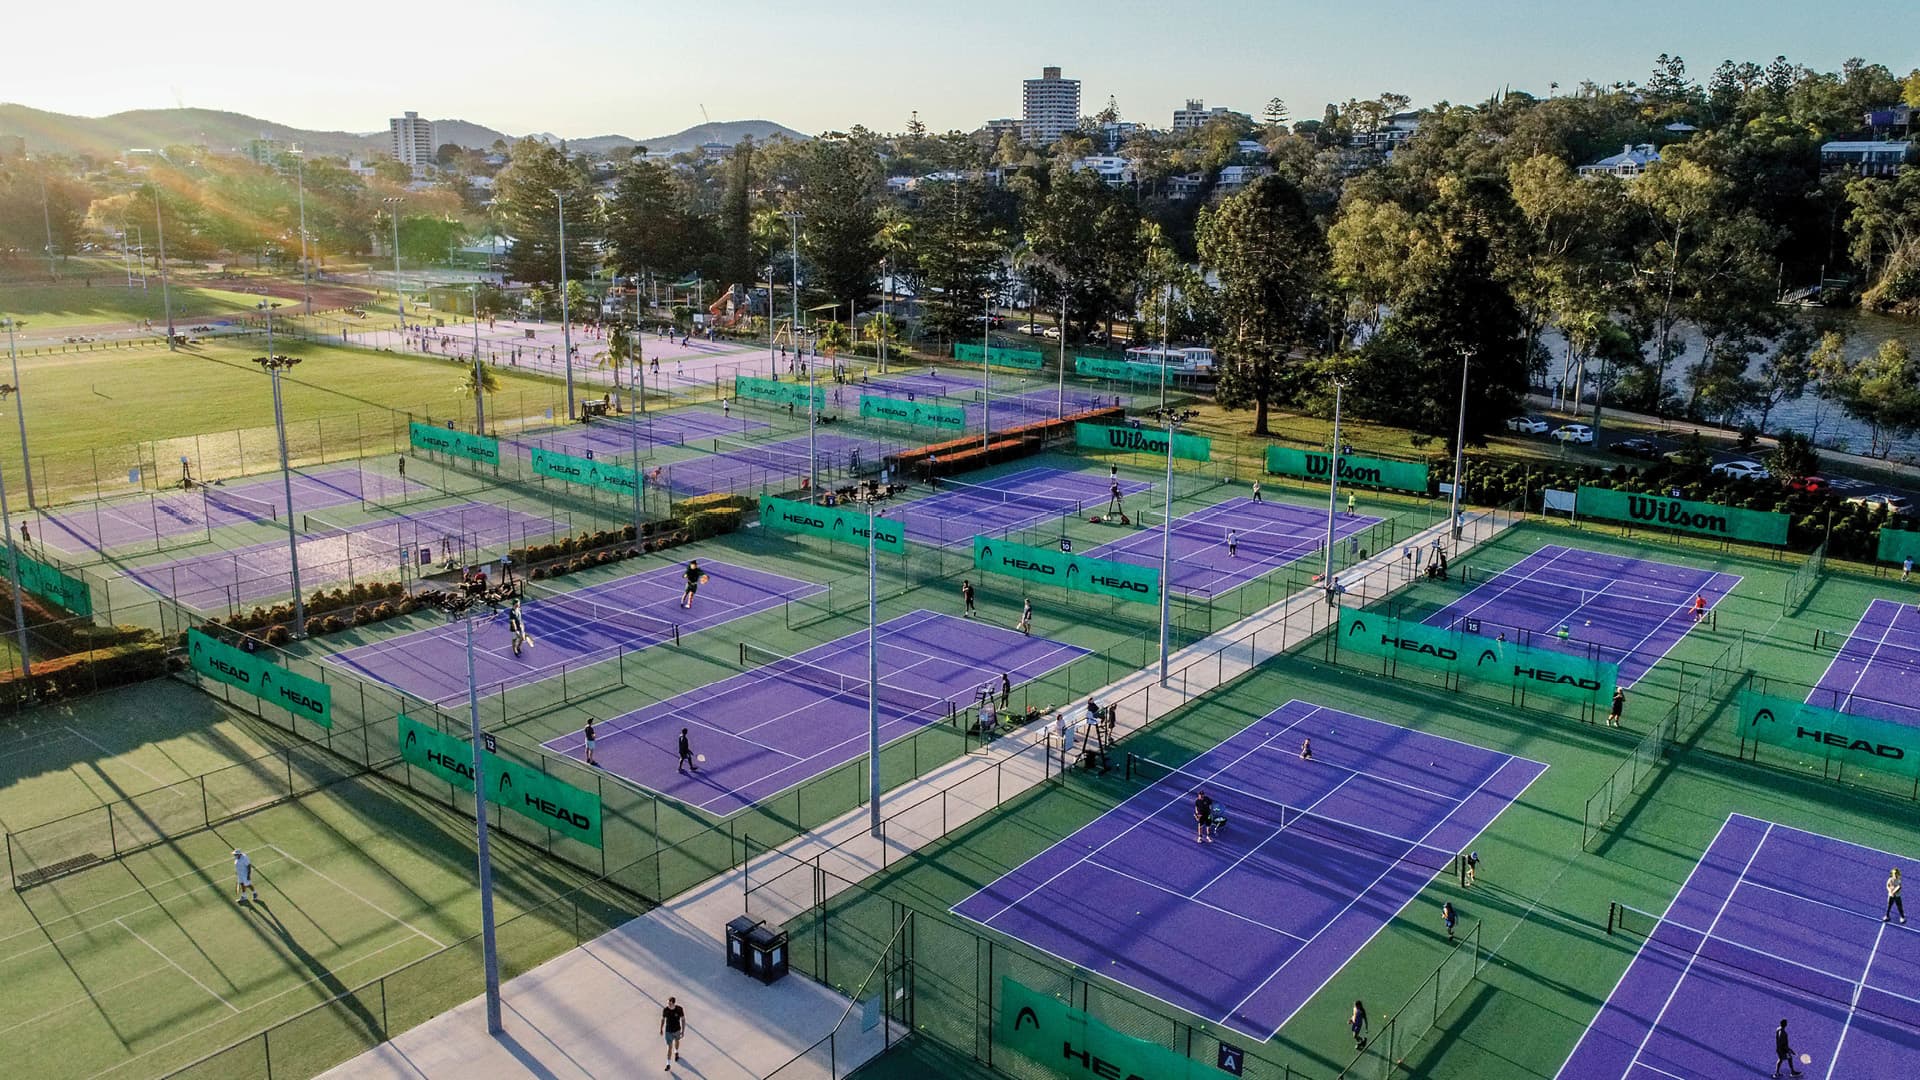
[656,432,901,496]
[327,559,821,706]
[952,699,1545,1041]
[1085,497,1380,594]
[895,466,1151,547]
[513,408,765,460]
[542,609,1087,814]
[1558,814,1920,1079]
[1810,599,1920,725]
[1427,544,1740,686]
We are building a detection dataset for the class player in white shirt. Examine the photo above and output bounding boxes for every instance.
[234,849,259,904]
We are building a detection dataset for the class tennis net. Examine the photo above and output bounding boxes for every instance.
[710,435,813,472]
[738,641,955,720]
[1609,901,1920,1031]
[203,486,278,522]
[934,477,1096,520]
[1784,539,1827,610]
[1127,754,1463,879]
[521,582,680,644]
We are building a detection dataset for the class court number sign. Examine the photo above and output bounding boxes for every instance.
[186,629,332,728]
[999,976,1206,1079]
[399,714,603,848]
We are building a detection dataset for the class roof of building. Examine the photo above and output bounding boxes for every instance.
[1820,140,1913,152]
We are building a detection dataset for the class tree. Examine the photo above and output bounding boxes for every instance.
[792,129,885,310]
[1263,98,1290,128]
[1020,166,1144,339]
[1763,430,1820,481]
[397,215,466,265]
[606,157,694,281]
[911,179,1004,339]
[1827,338,1920,458]
[495,138,600,287]
[717,138,756,285]
[1198,175,1327,434]
[1749,320,1819,434]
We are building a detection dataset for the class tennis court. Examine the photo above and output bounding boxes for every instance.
[31,467,420,556]
[952,699,1543,1041]
[655,432,901,496]
[124,502,559,609]
[541,609,1087,814]
[896,466,1151,547]
[1427,544,1740,685]
[1085,497,1381,594]
[1560,815,1920,1079]
[327,559,822,705]
[513,408,764,460]
[860,373,1115,430]
[1810,599,1920,725]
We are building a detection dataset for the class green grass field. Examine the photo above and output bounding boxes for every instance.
[0,282,282,331]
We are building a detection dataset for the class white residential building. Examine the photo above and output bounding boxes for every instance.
[1022,67,1081,145]
[1172,100,1249,132]
[1578,143,1662,178]
[1071,155,1136,187]
[1215,163,1274,193]
[1348,111,1423,154]
[1819,140,1911,177]
[389,111,434,170]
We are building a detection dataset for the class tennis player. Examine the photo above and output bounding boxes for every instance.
[960,579,976,618]
[1464,850,1480,887]
[1299,737,1313,761]
[681,560,706,609]
[508,599,527,657]
[1691,594,1707,621]
[1888,867,1906,924]
[1193,790,1216,844]
[1773,1018,1802,1078]
[1227,530,1238,558]
[1017,597,1033,636]
[1441,900,1456,942]
[1608,687,1625,728]
[677,728,699,773]
[583,720,598,767]
[234,849,259,905]
[1350,1001,1370,1050]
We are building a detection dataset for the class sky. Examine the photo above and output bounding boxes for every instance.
[6,0,1916,139]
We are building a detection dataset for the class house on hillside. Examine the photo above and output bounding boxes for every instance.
[1071,155,1135,187]
[1819,140,1912,177]
[1578,144,1661,179]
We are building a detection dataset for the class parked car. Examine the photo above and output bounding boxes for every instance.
[1712,459,1773,481]
[1846,492,1915,516]
[1611,438,1663,459]
[1506,415,1551,435]
[1015,322,1046,336]
[1783,475,1830,495]
[1552,423,1594,444]
[1042,326,1062,340]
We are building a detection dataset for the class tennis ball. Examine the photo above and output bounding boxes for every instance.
[1585,620,1591,626]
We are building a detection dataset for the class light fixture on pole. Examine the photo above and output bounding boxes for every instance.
[420,587,508,1036]
[292,149,311,316]
[251,325,306,639]
[1449,350,1470,541]
[878,258,889,375]
[39,177,56,279]
[152,184,175,350]
[1322,379,1347,603]
[469,285,486,433]
[981,287,993,450]
[0,385,33,681]
[554,189,576,421]
[1155,406,1197,685]
[765,263,777,378]
[782,211,812,496]
[381,197,405,320]
[844,479,895,837]
[1,319,34,508]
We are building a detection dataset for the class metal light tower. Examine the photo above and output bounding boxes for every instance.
[555,189,576,421]
[292,149,312,316]
[0,385,32,679]
[1449,350,1470,540]
[1323,380,1347,601]
[766,263,777,378]
[153,185,175,350]
[848,481,894,836]
[782,211,813,496]
[252,328,306,638]
[981,288,993,449]
[382,197,405,320]
[1,319,33,507]
[1156,407,1195,684]
[469,284,486,433]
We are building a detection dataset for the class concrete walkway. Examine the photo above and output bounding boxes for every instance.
[324,507,1518,1079]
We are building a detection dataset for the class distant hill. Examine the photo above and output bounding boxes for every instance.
[573,121,810,156]
[415,118,518,152]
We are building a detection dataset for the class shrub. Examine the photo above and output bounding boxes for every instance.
[372,601,396,620]
[352,605,377,626]
[264,624,291,646]
[685,508,745,540]
[315,615,345,634]
[0,641,169,705]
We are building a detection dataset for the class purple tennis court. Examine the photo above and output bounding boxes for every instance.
[1810,599,1920,725]
[894,466,1152,547]
[860,373,1116,430]
[327,560,820,706]
[124,502,559,610]
[31,467,420,556]
[655,432,904,496]
[952,699,1545,1041]
[1085,497,1380,594]
[542,609,1087,815]
[513,408,765,460]
[1427,544,1740,686]
[1558,814,1920,1079]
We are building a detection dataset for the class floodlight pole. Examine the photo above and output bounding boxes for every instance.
[2,319,32,507]
[1157,407,1188,685]
[253,332,306,638]
[382,197,405,320]
[293,150,311,315]
[783,211,812,497]
[861,489,887,836]
[1449,349,1469,541]
[469,284,486,434]
[1324,380,1346,601]
[878,258,890,374]
[630,347,644,536]
[40,178,56,279]
[153,185,175,350]
[1057,290,1068,419]
[555,189,576,421]
[766,263,777,378]
[981,289,992,449]
[0,386,32,679]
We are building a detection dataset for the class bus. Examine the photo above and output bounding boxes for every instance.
[1124,345,1216,374]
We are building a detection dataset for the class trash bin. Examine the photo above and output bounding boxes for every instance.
[725,916,761,972]
[744,923,790,984]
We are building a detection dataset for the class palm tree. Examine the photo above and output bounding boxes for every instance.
[593,321,634,389]
[457,362,502,423]
[818,319,853,359]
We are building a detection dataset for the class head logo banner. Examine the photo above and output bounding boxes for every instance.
[954,343,1045,370]
[1074,423,1211,462]
[734,375,824,410]
[759,495,907,554]
[530,447,642,498]
[1338,609,1616,706]
[186,628,331,727]
[858,394,967,432]
[998,976,1202,1080]
[1074,356,1168,384]
[1266,447,1430,493]
[973,535,1159,604]
[1738,690,1918,777]
[399,714,603,847]
[1339,609,1462,673]
[1575,486,1788,546]
[408,422,500,465]
[2,544,93,617]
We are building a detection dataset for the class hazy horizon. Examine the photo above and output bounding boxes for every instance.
[10,0,1917,140]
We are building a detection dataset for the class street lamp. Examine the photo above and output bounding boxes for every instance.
[0,385,33,680]
[843,479,895,836]
[1155,407,1197,684]
[468,285,487,434]
[252,323,306,638]
[1,319,34,507]
[152,185,175,350]
[981,287,993,450]
[781,211,813,496]
[1449,350,1470,541]
[765,263,777,378]
[1323,379,1347,603]
[555,189,577,421]
[291,149,311,316]
[419,586,509,1036]
[381,197,405,320]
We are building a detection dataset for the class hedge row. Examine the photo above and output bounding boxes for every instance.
[0,641,171,708]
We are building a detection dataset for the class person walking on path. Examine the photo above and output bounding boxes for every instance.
[1608,687,1625,728]
[661,996,686,1071]
[18,521,27,547]
[677,728,699,774]
[960,579,976,618]
[582,720,598,766]
[1441,900,1457,942]
[1017,597,1032,635]
[397,455,407,481]
[1773,1018,1803,1078]
[1888,867,1907,923]
[234,849,260,905]
[1350,1001,1370,1051]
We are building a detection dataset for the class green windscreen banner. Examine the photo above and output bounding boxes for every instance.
[1337,609,1462,674]
[398,714,603,847]
[1074,422,1211,462]
[759,495,907,554]
[530,447,641,498]
[1737,690,1918,778]
[186,629,332,727]
[1576,486,1788,546]
[998,976,1203,1080]
[1266,447,1430,493]
[972,535,1159,605]
[408,422,500,465]
[954,343,1046,370]
[1876,528,1920,565]
[2,545,92,617]
[1074,356,1167,383]
[1337,610,1617,706]
[734,375,824,410]
[858,394,967,433]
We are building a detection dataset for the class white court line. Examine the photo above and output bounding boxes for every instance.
[1736,877,1920,932]
[1820,600,1911,713]
[264,845,447,949]
[62,725,174,790]
[0,854,292,962]
[1191,772,1359,897]
[115,916,240,1014]
[0,965,171,1036]
[1829,922,1887,1080]
[1079,858,1312,944]
[0,726,80,761]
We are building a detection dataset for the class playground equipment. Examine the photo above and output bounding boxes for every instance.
[708,283,750,329]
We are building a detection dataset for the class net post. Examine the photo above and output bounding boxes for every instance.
[1606,901,1617,935]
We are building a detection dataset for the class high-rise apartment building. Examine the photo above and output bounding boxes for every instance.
[389,111,434,169]
[1021,67,1081,145]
